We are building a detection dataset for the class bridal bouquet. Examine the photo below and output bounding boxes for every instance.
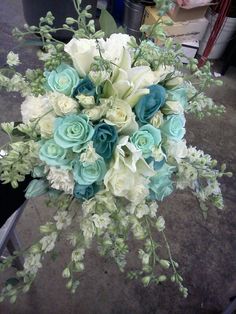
[0,0,231,303]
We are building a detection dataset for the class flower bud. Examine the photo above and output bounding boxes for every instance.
[29,243,42,254]
[142,276,151,286]
[155,216,165,232]
[159,259,170,269]
[25,179,49,199]
[158,275,167,282]
[66,17,76,25]
[62,268,71,278]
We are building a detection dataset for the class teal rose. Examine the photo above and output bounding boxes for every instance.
[39,139,69,167]
[149,163,175,201]
[45,64,80,96]
[130,124,162,159]
[73,77,97,97]
[54,114,94,151]
[167,87,188,108]
[161,114,185,141]
[134,84,166,124]
[73,183,99,200]
[92,122,118,160]
[73,157,106,185]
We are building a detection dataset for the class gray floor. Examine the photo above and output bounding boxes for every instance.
[0,1,236,313]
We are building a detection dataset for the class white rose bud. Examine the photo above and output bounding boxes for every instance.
[50,93,78,116]
[77,94,95,109]
[83,104,107,121]
[156,216,165,232]
[150,111,164,128]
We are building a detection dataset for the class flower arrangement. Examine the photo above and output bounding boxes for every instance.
[0,0,232,303]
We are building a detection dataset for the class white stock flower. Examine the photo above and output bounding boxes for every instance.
[40,232,58,253]
[38,112,56,138]
[21,95,52,123]
[80,219,95,244]
[24,253,42,274]
[49,92,78,116]
[92,213,111,229]
[64,38,99,77]
[71,248,85,262]
[6,51,20,66]
[54,210,72,230]
[47,166,74,194]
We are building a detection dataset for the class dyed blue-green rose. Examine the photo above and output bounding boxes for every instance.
[146,157,165,170]
[149,175,174,201]
[73,157,106,185]
[73,77,96,97]
[168,87,188,108]
[73,183,99,200]
[149,163,175,201]
[25,179,49,199]
[39,139,69,167]
[54,114,94,151]
[130,124,162,159]
[134,84,166,124]
[161,114,185,141]
[92,123,118,160]
[45,64,80,96]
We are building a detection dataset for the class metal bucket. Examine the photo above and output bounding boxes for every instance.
[123,0,145,39]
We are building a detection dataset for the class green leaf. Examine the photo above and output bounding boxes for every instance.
[117,26,126,34]
[99,9,118,37]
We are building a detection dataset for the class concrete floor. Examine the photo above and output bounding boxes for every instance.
[0,0,236,313]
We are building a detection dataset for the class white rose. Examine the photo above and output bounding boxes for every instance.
[47,166,74,194]
[21,95,52,123]
[105,99,138,135]
[49,92,78,116]
[102,33,132,65]
[38,112,56,138]
[166,139,187,161]
[64,38,99,77]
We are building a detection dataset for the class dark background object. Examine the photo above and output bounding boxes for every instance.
[22,0,98,42]
[0,176,31,227]
[123,0,145,39]
[221,30,236,75]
